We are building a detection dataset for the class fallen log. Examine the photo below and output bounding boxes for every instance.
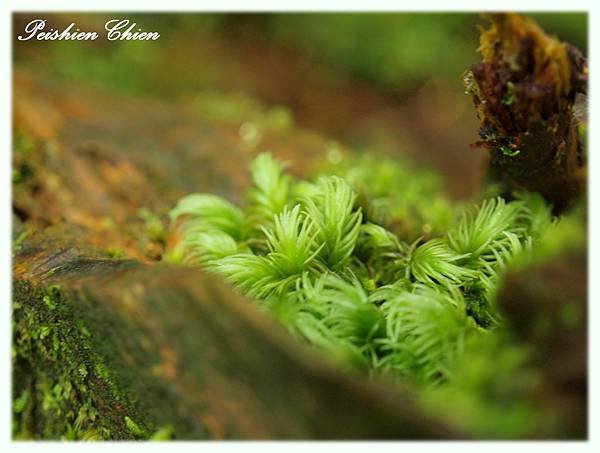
[12,239,460,439]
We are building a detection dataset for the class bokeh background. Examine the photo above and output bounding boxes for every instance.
[13,12,587,200]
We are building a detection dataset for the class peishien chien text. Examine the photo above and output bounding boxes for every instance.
[18,19,160,41]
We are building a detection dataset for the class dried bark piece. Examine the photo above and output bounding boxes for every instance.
[465,13,587,213]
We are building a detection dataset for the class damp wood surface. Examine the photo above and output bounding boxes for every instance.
[13,70,328,262]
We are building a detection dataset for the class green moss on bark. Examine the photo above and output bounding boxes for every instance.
[12,281,152,440]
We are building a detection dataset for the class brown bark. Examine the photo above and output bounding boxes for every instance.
[466,13,587,213]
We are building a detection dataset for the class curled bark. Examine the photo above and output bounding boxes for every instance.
[465,13,587,213]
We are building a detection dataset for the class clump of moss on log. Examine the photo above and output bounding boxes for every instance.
[169,151,574,384]
[168,149,586,436]
[465,13,587,213]
[12,281,153,440]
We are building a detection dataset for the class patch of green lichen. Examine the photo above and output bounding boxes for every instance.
[150,425,175,441]
[13,130,37,157]
[138,207,167,243]
[103,248,127,259]
[12,281,153,440]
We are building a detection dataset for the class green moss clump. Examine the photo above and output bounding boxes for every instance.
[169,153,564,380]
[169,151,583,436]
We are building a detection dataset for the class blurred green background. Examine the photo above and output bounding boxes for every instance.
[13,13,587,98]
[13,12,586,199]
[14,12,587,234]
